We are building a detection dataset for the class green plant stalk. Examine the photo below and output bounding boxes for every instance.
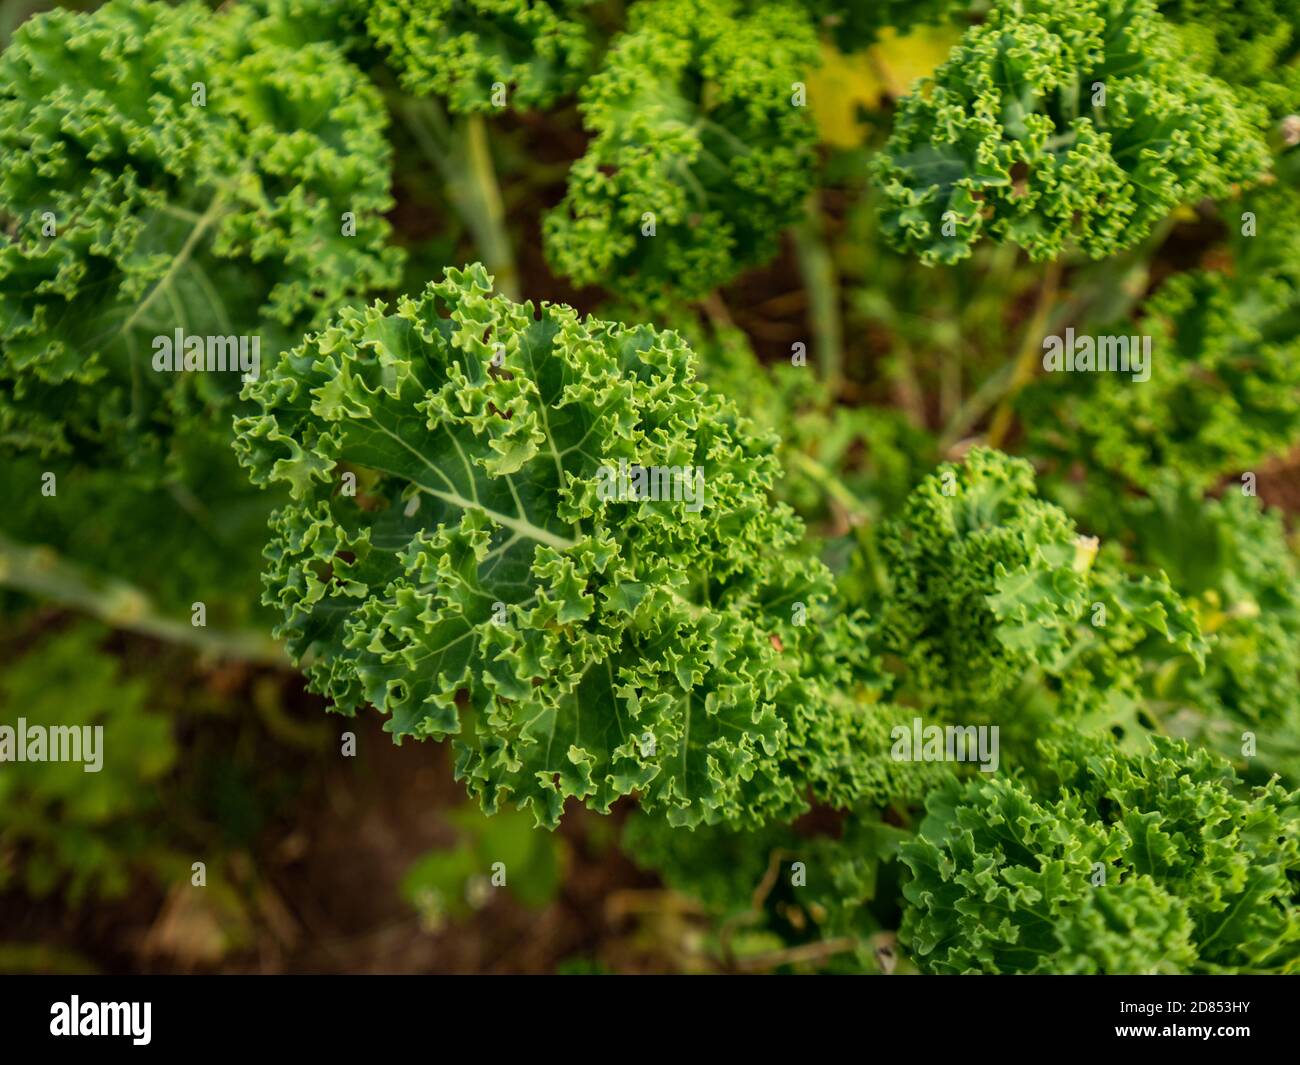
[792,195,844,400]
[732,935,861,972]
[967,216,1177,450]
[938,360,1016,453]
[0,533,285,664]
[986,258,1063,448]
[400,99,520,300]
[787,449,888,593]
[885,342,926,428]
[788,448,867,524]
[459,113,519,301]
[939,339,961,428]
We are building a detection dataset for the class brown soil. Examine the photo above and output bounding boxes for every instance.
[0,650,660,975]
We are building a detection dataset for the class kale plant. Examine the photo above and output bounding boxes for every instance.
[3,0,1298,979]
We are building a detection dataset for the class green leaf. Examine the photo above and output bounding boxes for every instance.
[238,263,892,828]
[543,0,820,300]
[0,0,402,478]
[873,0,1270,264]
[902,733,1300,973]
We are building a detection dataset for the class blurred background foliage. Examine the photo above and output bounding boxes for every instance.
[1,0,1297,973]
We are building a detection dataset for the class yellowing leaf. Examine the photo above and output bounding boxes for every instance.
[808,28,960,148]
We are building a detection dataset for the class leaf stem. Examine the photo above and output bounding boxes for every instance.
[986,258,1063,449]
[938,359,1016,453]
[787,449,867,526]
[400,99,519,300]
[792,193,844,400]
[0,533,285,664]
[786,450,889,592]
[731,936,862,972]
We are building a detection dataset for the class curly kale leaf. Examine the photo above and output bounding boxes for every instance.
[875,448,1204,709]
[1122,484,1300,785]
[236,263,885,828]
[364,0,595,113]
[902,733,1300,973]
[0,0,402,476]
[245,0,372,53]
[626,303,937,529]
[873,0,1270,264]
[1159,0,1300,119]
[543,0,819,300]
[1025,182,1300,490]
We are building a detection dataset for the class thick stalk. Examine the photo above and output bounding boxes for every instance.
[788,449,868,526]
[787,450,889,594]
[458,113,519,300]
[792,194,844,400]
[939,340,961,429]
[887,342,926,427]
[0,533,285,664]
[400,100,519,299]
[973,217,1176,450]
[986,259,1063,449]
[732,936,862,972]
[938,360,1016,454]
